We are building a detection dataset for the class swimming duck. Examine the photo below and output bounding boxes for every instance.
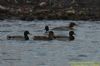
[54,31,75,41]
[7,31,30,40]
[33,31,55,40]
[52,22,77,31]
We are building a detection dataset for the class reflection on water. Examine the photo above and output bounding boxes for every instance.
[0,20,100,66]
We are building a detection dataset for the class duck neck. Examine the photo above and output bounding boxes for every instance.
[24,34,29,40]
[69,35,74,41]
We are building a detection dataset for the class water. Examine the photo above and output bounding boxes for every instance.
[0,20,100,66]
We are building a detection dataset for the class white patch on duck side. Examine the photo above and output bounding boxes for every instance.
[54,35,69,41]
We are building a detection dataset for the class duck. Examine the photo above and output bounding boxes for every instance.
[33,31,55,40]
[51,22,77,31]
[7,31,30,40]
[54,31,75,41]
[33,31,75,41]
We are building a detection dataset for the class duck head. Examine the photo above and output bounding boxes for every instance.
[69,22,77,29]
[69,31,75,41]
[24,31,30,40]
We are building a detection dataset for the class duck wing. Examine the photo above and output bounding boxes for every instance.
[54,35,68,41]
[33,36,49,40]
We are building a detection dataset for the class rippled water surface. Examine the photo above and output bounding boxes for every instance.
[0,20,100,66]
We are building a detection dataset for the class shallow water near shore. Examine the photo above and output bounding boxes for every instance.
[0,20,100,66]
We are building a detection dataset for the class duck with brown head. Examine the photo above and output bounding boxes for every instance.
[68,22,77,30]
[7,31,30,40]
[51,22,77,31]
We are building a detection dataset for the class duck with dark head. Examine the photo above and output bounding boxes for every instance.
[54,31,75,41]
[33,31,55,40]
[7,31,30,40]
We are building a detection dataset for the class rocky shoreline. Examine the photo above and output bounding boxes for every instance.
[0,9,100,21]
[0,1,100,21]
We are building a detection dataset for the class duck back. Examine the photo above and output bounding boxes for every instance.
[7,35,24,40]
[33,36,50,40]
